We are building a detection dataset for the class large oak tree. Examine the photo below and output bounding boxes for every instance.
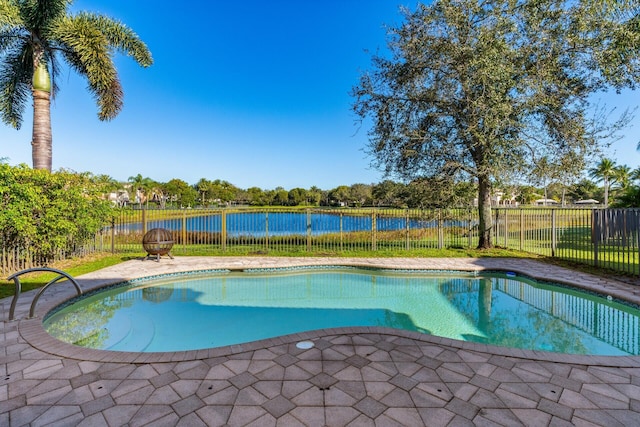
[353,0,640,248]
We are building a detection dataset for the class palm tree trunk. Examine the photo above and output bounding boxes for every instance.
[31,89,52,171]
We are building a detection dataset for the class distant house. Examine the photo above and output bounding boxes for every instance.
[107,190,130,207]
[533,198,558,206]
[492,190,519,207]
[574,199,600,206]
[472,190,519,207]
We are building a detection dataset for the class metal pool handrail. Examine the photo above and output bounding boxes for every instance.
[7,267,83,321]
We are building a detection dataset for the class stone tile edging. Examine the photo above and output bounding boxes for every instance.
[11,257,640,367]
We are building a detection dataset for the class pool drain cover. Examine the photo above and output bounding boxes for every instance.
[296,341,314,349]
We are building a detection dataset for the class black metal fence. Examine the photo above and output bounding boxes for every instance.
[104,207,479,255]
[493,208,640,275]
[3,207,640,277]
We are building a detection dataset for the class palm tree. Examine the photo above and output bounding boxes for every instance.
[128,174,154,206]
[612,164,631,191]
[195,178,211,207]
[589,158,617,207]
[0,0,152,171]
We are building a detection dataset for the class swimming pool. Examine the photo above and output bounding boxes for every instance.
[43,267,640,355]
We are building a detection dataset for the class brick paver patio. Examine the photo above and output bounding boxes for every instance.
[2,257,640,426]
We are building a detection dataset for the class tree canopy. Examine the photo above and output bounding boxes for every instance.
[353,0,640,247]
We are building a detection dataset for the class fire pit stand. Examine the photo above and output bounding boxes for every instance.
[142,228,174,261]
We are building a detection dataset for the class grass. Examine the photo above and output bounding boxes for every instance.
[0,253,140,299]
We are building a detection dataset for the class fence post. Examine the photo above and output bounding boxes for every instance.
[551,209,557,257]
[504,209,509,248]
[468,209,473,248]
[405,210,410,250]
[265,212,269,251]
[438,210,444,249]
[340,213,344,251]
[592,209,599,267]
[306,209,312,251]
[142,207,147,235]
[519,209,524,251]
[182,210,187,249]
[371,211,377,251]
[636,210,640,276]
[221,210,227,251]
[494,209,500,246]
[111,218,115,254]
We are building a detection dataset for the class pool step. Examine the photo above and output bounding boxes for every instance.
[106,312,156,352]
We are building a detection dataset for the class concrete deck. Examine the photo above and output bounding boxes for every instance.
[2,257,640,426]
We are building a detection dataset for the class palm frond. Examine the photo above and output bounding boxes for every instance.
[0,27,25,55]
[53,15,123,120]
[0,0,24,29]
[46,51,61,98]
[75,13,153,67]
[21,0,69,29]
[0,41,33,129]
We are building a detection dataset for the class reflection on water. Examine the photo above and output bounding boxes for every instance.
[442,276,638,355]
[44,270,640,355]
[478,278,492,332]
[45,295,123,349]
[142,286,174,303]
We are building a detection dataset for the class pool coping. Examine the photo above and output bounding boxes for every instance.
[12,256,640,367]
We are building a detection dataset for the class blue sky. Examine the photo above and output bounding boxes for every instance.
[1,1,639,190]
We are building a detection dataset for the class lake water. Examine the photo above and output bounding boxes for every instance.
[119,211,471,237]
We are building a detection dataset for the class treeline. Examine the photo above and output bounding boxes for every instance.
[118,168,630,209]
[118,176,479,209]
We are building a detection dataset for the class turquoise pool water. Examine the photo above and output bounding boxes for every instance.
[43,268,640,355]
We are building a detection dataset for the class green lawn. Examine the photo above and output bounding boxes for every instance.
[0,253,138,299]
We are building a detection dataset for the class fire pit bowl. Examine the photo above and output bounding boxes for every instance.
[142,228,174,261]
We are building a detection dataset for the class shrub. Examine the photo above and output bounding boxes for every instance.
[0,164,112,261]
